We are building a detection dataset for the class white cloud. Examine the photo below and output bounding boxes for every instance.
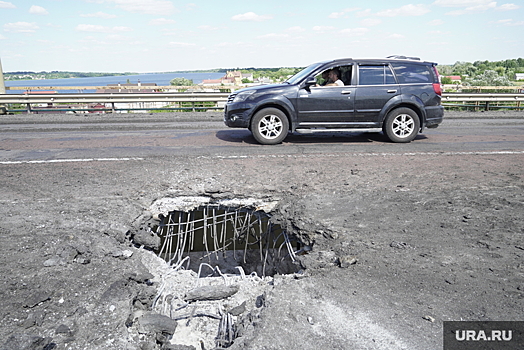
[76,24,132,33]
[29,5,48,15]
[215,42,237,48]
[360,18,382,26]
[231,12,272,22]
[149,18,175,25]
[328,8,362,19]
[257,33,289,39]
[79,36,107,45]
[100,0,177,15]
[4,22,39,33]
[339,27,369,36]
[81,12,117,19]
[433,0,492,6]
[186,3,197,11]
[343,7,361,12]
[444,1,496,15]
[329,12,346,19]
[496,3,520,10]
[0,34,6,39]
[434,0,514,13]
[287,26,306,33]
[356,9,372,17]
[198,25,220,31]
[313,25,335,32]
[428,19,445,25]
[170,42,196,47]
[387,33,405,39]
[377,4,430,17]
[0,1,15,9]
[491,18,524,25]
[113,26,132,32]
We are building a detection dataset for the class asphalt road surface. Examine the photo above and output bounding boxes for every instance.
[1,111,523,350]
[1,111,524,162]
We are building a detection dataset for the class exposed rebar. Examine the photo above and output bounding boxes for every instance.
[154,205,299,276]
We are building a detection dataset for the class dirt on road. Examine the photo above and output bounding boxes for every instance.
[0,112,523,350]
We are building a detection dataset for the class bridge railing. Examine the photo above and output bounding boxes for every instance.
[0,88,523,114]
[0,90,231,113]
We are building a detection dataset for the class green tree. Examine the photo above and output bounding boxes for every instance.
[441,76,453,84]
[170,77,194,86]
[464,70,511,86]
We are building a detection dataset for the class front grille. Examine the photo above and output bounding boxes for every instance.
[227,93,237,103]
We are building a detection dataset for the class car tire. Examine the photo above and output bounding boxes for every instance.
[383,107,420,143]
[251,108,289,145]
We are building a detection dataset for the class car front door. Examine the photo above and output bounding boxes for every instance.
[295,65,355,127]
[353,65,400,125]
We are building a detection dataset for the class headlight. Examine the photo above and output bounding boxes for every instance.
[232,90,256,103]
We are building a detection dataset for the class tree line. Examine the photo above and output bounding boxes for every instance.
[6,58,524,87]
[4,71,135,80]
[439,58,524,86]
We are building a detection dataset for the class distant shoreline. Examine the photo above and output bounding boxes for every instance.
[3,72,226,91]
[3,70,227,81]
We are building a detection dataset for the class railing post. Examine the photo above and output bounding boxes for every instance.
[0,58,5,95]
[0,58,6,115]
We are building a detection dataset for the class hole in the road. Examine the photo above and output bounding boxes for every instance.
[153,203,301,277]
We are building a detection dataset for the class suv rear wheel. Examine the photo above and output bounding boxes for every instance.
[383,107,420,143]
[251,108,289,145]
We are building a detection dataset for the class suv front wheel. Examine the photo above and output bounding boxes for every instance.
[251,108,289,145]
[383,107,420,143]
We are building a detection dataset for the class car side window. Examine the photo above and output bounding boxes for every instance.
[358,65,396,85]
[313,65,353,86]
[339,65,353,85]
[391,63,432,83]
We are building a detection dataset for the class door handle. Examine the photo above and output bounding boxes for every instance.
[387,90,397,93]
[341,90,352,94]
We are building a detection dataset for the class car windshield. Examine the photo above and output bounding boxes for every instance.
[284,62,326,85]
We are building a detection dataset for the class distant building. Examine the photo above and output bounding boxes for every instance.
[201,71,255,86]
[201,79,223,86]
[23,90,58,94]
[96,82,165,112]
[444,75,462,83]
[96,82,160,93]
[515,73,524,81]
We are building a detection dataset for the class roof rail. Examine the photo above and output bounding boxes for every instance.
[387,55,421,61]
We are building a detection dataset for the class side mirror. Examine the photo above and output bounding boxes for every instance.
[305,77,317,86]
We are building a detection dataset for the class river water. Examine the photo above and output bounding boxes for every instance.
[4,72,225,93]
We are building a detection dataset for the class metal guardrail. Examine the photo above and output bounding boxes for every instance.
[0,91,523,114]
[0,91,230,113]
[442,93,523,110]
[4,85,234,92]
[443,93,523,102]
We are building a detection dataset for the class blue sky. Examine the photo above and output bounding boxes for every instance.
[0,0,522,72]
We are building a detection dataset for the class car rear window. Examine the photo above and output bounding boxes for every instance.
[391,63,434,84]
[358,65,396,85]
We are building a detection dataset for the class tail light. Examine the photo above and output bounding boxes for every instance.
[432,65,442,96]
[433,83,442,96]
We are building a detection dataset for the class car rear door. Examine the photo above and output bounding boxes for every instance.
[353,64,400,125]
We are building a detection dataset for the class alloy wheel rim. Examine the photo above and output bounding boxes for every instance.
[259,115,283,139]
[392,114,415,138]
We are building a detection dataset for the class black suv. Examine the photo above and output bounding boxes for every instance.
[224,56,443,144]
